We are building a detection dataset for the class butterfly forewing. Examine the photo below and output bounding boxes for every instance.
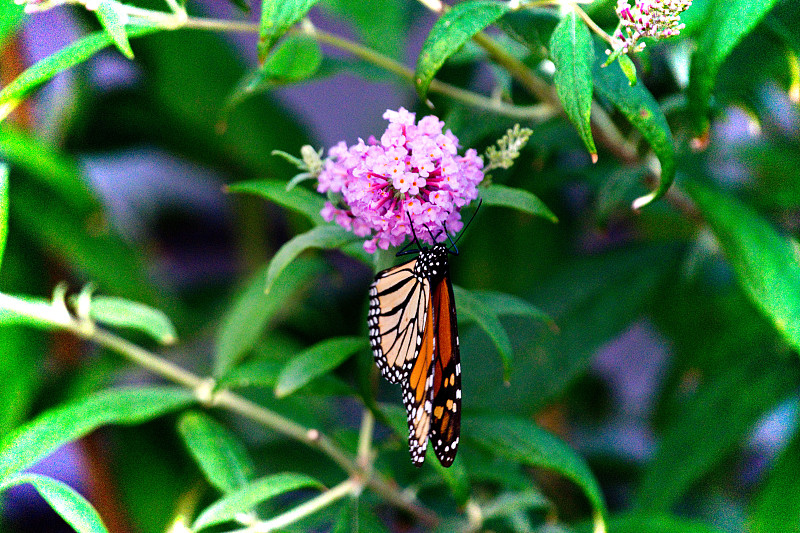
[401,290,436,466]
[368,259,430,384]
[430,275,461,466]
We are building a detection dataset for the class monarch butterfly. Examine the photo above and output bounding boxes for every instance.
[367,206,478,467]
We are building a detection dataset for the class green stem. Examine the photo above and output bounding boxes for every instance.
[231,479,358,533]
[0,298,437,525]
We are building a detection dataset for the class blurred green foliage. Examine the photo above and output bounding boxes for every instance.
[1,0,799,532]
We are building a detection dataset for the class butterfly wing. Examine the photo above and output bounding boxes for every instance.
[401,287,436,466]
[429,274,461,467]
[368,259,430,384]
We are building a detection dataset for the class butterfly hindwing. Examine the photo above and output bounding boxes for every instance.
[430,273,461,467]
[368,259,430,384]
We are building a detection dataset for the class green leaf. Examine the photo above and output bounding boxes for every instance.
[483,489,549,521]
[0,1,25,48]
[80,296,178,345]
[265,225,358,295]
[453,285,513,379]
[430,453,470,506]
[95,1,134,59]
[685,181,800,353]
[0,25,158,121]
[177,412,254,494]
[275,336,366,398]
[415,0,510,98]
[687,0,781,134]
[0,386,194,481]
[481,184,558,222]
[0,163,8,272]
[192,472,322,530]
[469,289,555,329]
[226,179,325,225]
[226,36,323,112]
[464,414,606,527]
[576,513,725,533]
[750,429,800,533]
[214,257,323,377]
[259,0,321,60]
[0,473,108,533]
[593,51,675,210]
[321,0,407,61]
[549,11,596,157]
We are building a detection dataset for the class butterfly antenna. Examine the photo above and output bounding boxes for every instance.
[397,208,424,256]
[451,198,483,248]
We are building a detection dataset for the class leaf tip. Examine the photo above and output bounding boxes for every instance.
[590,152,599,164]
[631,191,657,212]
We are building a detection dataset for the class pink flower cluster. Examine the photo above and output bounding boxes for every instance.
[318,108,484,253]
[614,0,692,53]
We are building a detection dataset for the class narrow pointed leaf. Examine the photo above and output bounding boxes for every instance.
[415,1,510,98]
[0,25,158,121]
[0,473,108,533]
[453,285,513,377]
[192,472,322,530]
[481,184,558,222]
[259,0,321,60]
[0,163,8,271]
[214,257,323,377]
[0,387,194,481]
[593,51,675,210]
[80,296,178,345]
[226,179,325,225]
[0,293,60,329]
[177,412,254,494]
[550,11,596,156]
[470,289,555,328]
[274,336,366,398]
[265,225,358,295]
[576,513,726,533]
[95,1,134,59]
[464,414,606,526]
[687,0,782,134]
[685,181,800,354]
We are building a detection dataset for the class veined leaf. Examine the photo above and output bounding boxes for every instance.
[0,387,193,481]
[550,11,596,157]
[481,184,558,223]
[464,414,606,529]
[0,25,158,121]
[192,472,322,530]
[0,163,8,271]
[685,181,800,353]
[79,296,178,345]
[454,285,513,378]
[265,225,358,295]
[214,257,323,377]
[687,0,782,134]
[0,473,108,533]
[593,50,675,210]
[415,0,510,98]
[95,1,134,59]
[226,179,325,225]
[259,0,321,61]
[177,412,254,494]
[274,336,366,398]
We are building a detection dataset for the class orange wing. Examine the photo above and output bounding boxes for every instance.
[400,284,436,466]
[429,275,461,467]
